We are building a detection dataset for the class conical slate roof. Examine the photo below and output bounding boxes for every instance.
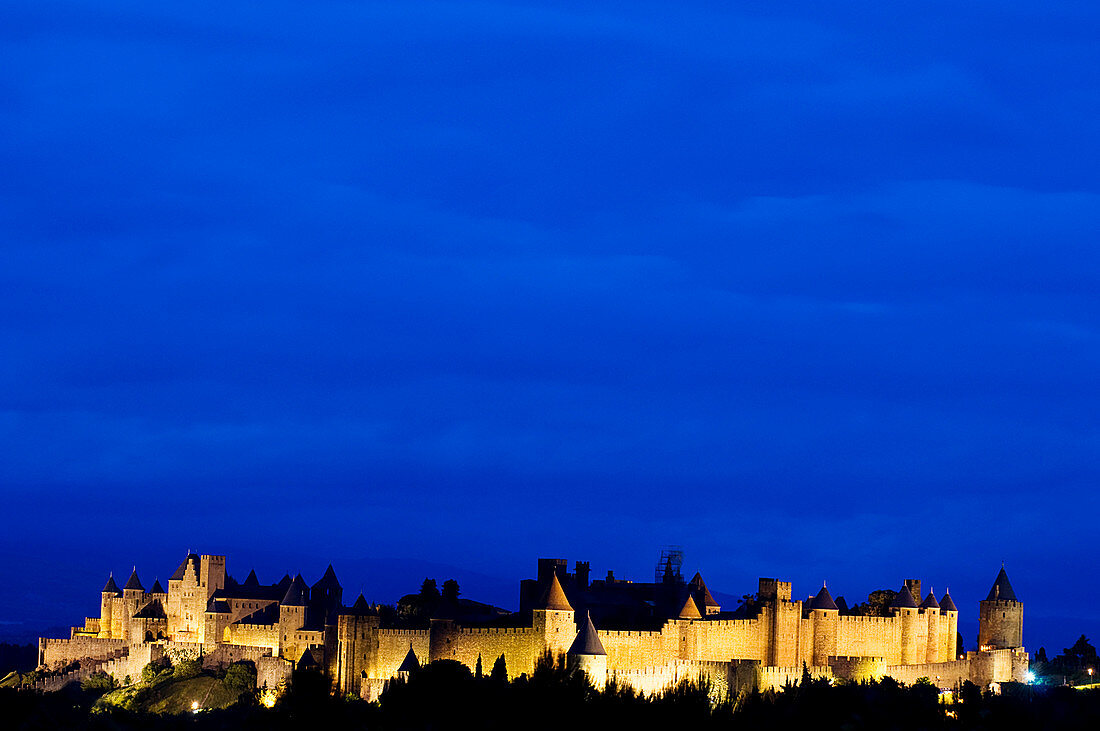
[919,589,939,609]
[891,585,918,609]
[398,646,420,672]
[150,579,165,594]
[275,573,293,594]
[297,649,319,671]
[312,564,341,591]
[568,611,607,656]
[103,575,121,595]
[810,584,839,611]
[243,569,260,589]
[281,574,309,606]
[985,567,1018,602]
[689,572,721,608]
[535,572,573,611]
[677,593,702,619]
[123,570,144,591]
[939,590,958,612]
[350,594,372,613]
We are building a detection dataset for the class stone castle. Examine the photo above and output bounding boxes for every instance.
[38,552,1029,697]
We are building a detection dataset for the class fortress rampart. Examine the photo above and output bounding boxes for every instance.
[39,551,1028,697]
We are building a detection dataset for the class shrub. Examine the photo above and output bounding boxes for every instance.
[173,658,202,679]
[225,661,257,694]
[81,672,118,693]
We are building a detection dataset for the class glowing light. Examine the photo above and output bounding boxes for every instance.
[260,689,277,708]
[191,701,200,713]
[1026,671,1036,684]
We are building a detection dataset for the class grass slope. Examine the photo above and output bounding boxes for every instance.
[97,674,243,715]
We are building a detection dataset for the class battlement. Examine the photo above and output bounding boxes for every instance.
[758,578,792,602]
[600,629,665,640]
[456,626,532,636]
[378,628,431,637]
[40,550,1022,696]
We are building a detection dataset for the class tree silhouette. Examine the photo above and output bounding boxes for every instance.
[442,579,460,605]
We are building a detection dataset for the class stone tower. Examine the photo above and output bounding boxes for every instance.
[567,610,607,683]
[532,571,575,657]
[99,575,120,639]
[809,583,839,666]
[891,582,921,665]
[978,566,1023,650]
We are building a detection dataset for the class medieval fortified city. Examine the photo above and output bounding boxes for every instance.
[35,551,1028,701]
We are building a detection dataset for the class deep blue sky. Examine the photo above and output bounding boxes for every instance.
[2,1,1098,653]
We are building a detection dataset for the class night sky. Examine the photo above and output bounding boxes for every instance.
[2,1,1098,654]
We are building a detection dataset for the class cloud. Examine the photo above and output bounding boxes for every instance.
[1,0,1098,649]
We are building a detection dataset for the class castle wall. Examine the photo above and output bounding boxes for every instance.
[694,616,768,663]
[599,627,676,670]
[39,637,126,669]
[759,664,832,691]
[834,615,903,663]
[885,657,971,689]
[224,598,278,623]
[613,659,734,700]
[44,554,1029,700]
[256,655,293,691]
[968,647,1029,686]
[281,628,325,666]
[371,628,431,680]
[223,621,279,653]
[828,655,887,683]
[430,624,539,677]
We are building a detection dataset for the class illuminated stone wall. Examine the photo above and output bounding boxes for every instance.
[430,624,539,677]
[978,599,1023,650]
[223,621,279,653]
[39,637,125,669]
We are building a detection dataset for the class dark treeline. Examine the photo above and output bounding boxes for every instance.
[0,643,38,676]
[3,653,1100,730]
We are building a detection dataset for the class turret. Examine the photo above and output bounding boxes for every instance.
[334,594,380,695]
[397,645,419,680]
[809,583,839,665]
[978,566,1023,650]
[278,574,310,658]
[891,583,920,665]
[118,569,145,642]
[919,588,941,663]
[567,610,607,683]
[939,589,960,660]
[99,574,120,639]
[531,571,575,656]
[689,572,721,615]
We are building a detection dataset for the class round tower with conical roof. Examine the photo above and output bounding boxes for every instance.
[891,582,920,665]
[809,583,839,666]
[978,566,1023,650]
[919,588,941,663]
[567,611,607,683]
[939,589,960,659]
[99,574,121,639]
[532,571,575,657]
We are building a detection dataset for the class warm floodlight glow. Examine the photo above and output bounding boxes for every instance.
[191,701,200,713]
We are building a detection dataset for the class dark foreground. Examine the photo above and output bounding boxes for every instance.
[4,659,1099,731]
